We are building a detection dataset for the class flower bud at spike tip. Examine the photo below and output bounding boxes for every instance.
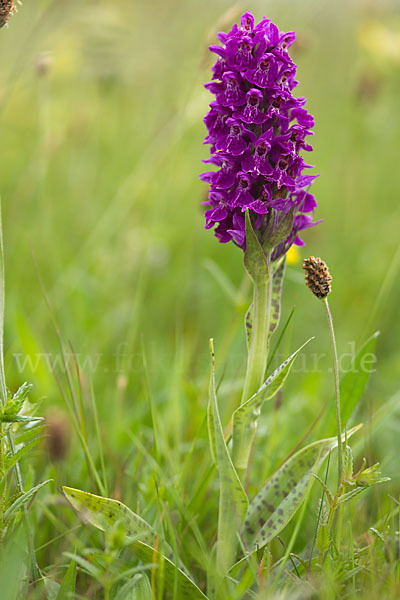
[302,256,332,298]
[0,0,19,27]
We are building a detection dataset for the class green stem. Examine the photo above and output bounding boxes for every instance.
[240,269,272,407]
[232,255,272,480]
[104,582,111,600]
[323,297,342,489]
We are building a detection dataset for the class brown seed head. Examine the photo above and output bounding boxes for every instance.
[302,256,332,299]
[0,0,18,27]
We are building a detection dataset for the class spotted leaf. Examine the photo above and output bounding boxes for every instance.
[245,302,253,350]
[269,257,286,337]
[62,486,158,547]
[62,487,207,599]
[242,425,362,551]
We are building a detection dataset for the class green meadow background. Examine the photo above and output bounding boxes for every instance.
[0,0,399,592]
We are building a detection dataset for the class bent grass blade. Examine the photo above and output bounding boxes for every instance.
[208,340,248,574]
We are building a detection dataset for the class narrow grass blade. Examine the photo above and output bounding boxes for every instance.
[43,577,61,600]
[55,560,76,600]
[203,259,237,305]
[269,258,286,337]
[208,340,248,574]
[131,541,207,599]
[207,402,216,464]
[339,331,379,427]
[62,552,100,579]
[266,306,295,370]
[242,425,362,551]
[323,332,379,437]
[232,338,313,470]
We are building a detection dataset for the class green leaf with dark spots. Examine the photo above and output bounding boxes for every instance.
[231,338,313,470]
[245,302,253,350]
[208,340,248,573]
[242,425,362,551]
[62,487,206,599]
[269,258,286,337]
[62,486,159,548]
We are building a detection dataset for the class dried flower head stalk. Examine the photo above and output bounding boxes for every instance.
[200,11,320,254]
[303,255,341,486]
[302,255,332,298]
[0,0,18,28]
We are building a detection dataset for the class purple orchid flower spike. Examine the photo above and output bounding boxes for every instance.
[200,11,320,255]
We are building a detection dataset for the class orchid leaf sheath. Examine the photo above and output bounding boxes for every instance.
[232,338,313,470]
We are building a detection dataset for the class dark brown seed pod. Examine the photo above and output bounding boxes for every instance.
[302,256,332,299]
[0,0,18,28]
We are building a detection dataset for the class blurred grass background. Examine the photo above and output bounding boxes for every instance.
[0,0,400,587]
